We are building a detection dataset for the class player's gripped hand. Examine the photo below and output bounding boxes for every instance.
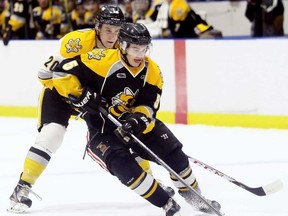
[114,112,150,144]
[69,87,106,115]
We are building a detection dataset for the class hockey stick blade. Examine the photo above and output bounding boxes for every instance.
[189,156,284,196]
[261,179,283,195]
[231,179,283,196]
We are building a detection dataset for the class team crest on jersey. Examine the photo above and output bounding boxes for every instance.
[65,38,82,53]
[87,49,106,60]
[109,87,139,117]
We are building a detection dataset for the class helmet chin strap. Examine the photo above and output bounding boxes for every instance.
[119,42,133,67]
[121,51,133,67]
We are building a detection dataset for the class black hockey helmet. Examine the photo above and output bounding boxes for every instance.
[95,5,125,28]
[118,23,151,46]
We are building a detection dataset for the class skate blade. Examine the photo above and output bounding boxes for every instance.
[7,201,29,213]
[193,209,225,216]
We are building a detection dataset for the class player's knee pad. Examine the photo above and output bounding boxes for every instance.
[34,123,66,154]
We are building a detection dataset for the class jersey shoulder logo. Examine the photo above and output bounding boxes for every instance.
[87,49,106,60]
[65,38,82,53]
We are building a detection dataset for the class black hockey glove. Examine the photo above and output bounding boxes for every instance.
[69,87,106,115]
[114,112,151,144]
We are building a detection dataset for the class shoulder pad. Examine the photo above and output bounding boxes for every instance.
[59,29,96,58]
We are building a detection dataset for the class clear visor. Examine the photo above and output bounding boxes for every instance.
[126,44,150,57]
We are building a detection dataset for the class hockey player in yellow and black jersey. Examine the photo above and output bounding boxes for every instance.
[32,0,62,39]
[7,5,125,213]
[132,0,163,23]
[2,0,38,45]
[0,0,9,39]
[8,5,173,213]
[52,23,222,216]
[143,0,222,39]
[166,0,223,38]
[70,0,94,31]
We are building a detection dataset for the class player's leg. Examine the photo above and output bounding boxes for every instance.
[8,88,74,213]
[168,149,221,213]
[134,154,175,197]
[138,119,221,214]
[87,130,181,216]
[134,155,152,174]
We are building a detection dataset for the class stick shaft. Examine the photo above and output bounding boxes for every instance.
[98,107,223,216]
[189,156,283,196]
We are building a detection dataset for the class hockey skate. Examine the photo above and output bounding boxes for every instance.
[179,185,221,214]
[7,180,41,213]
[158,181,176,197]
[163,198,181,216]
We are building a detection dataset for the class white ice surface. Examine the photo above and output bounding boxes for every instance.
[0,117,287,216]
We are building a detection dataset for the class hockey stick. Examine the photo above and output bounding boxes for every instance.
[188,156,284,196]
[97,106,223,216]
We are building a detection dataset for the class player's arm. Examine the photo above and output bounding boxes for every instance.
[52,55,105,115]
[132,59,163,133]
[114,60,163,141]
[191,9,222,39]
[52,57,84,98]
[187,5,223,38]
[38,32,84,89]
[38,52,65,89]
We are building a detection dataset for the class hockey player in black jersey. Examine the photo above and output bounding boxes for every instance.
[2,0,38,45]
[8,5,174,213]
[133,0,222,39]
[51,22,222,216]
